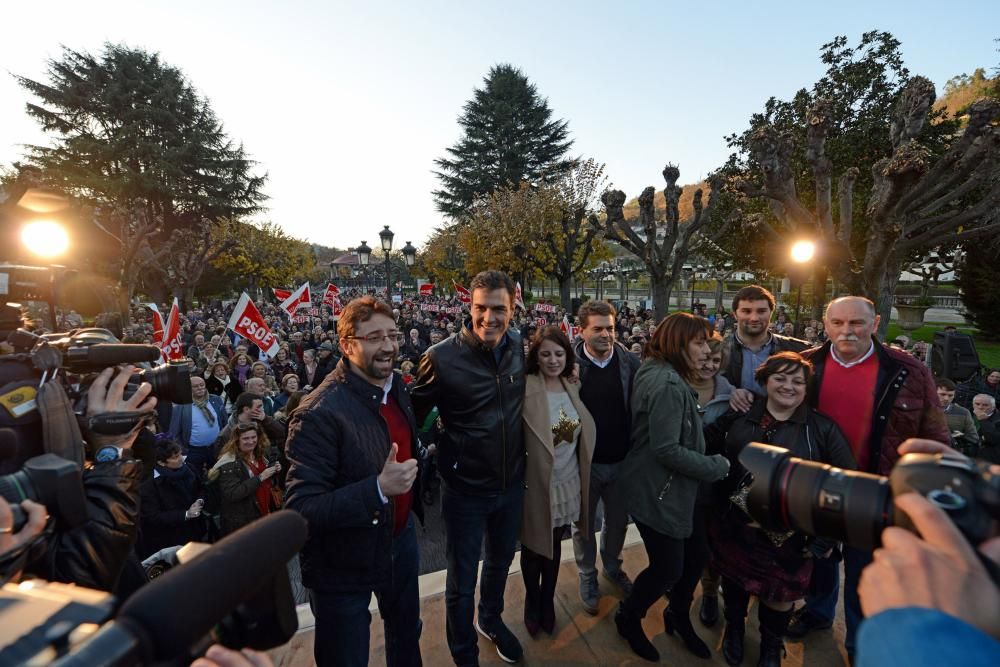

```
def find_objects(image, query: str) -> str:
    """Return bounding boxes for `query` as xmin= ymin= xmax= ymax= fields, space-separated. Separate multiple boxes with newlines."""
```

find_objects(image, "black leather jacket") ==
xmin=411 ymin=325 xmax=526 ymax=496
xmin=721 ymin=332 xmax=810 ymax=390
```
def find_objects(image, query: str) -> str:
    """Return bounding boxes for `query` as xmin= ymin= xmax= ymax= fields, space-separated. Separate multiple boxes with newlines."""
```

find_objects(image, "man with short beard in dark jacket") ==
xmin=411 ymin=270 xmax=526 ymax=666
xmin=285 ymin=296 xmax=424 ymax=667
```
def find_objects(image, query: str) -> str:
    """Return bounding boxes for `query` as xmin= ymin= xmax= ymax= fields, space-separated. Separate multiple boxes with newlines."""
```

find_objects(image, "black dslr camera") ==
xmin=738 ymin=443 xmax=1000 ymax=553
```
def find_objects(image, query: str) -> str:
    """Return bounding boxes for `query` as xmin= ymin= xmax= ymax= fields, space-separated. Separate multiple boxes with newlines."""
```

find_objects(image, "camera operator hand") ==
xmin=86 ymin=365 xmax=157 ymax=450
xmin=0 ymin=497 xmax=47 ymax=557
xmin=191 ymin=644 xmax=273 ymax=667
xmin=859 ymin=492 xmax=1000 ymax=640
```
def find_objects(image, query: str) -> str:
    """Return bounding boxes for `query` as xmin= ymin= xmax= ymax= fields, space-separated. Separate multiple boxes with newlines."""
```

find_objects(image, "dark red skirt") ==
xmin=708 ymin=509 xmax=813 ymax=603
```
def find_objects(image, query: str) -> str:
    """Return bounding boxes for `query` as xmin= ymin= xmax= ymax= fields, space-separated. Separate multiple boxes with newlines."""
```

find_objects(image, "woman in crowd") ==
xmin=298 ymin=348 xmax=322 ymax=392
xmin=273 ymin=374 xmax=300 ymax=412
xmin=250 ymin=361 xmax=279 ymax=396
xmin=660 ymin=333 xmax=734 ymax=657
xmin=205 ymin=360 xmax=240 ymax=412
xmin=706 ymin=351 xmax=855 ymax=667
xmin=271 ymin=347 xmax=298 ymax=380
xmin=615 ymin=313 xmax=731 ymax=662
xmin=139 ymin=437 xmax=206 ymax=558
xmin=520 ymin=326 xmax=595 ymax=637
xmin=208 ymin=422 xmax=282 ymax=536
xmin=229 ymin=350 xmax=254 ymax=390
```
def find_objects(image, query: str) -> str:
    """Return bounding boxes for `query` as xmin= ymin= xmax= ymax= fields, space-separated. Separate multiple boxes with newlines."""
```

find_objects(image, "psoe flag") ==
xmin=227 ymin=293 xmax=280 ymax=357
xmin=279 ymin=281 xmax=312 ymax=316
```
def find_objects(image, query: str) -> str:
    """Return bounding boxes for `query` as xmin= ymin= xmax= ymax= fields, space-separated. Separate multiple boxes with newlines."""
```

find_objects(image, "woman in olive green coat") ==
xmin=614 ymin=313 xmax=731 ymax=662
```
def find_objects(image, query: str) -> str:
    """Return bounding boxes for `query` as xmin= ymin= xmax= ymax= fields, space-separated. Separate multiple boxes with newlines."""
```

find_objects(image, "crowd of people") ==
xmin=12 ymin=276 xmax=997 ymax=667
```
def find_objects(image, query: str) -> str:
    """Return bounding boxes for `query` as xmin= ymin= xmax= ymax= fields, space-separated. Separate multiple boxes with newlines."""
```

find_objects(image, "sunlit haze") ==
xmin=1 ymin=1 xmax=997 ymax=250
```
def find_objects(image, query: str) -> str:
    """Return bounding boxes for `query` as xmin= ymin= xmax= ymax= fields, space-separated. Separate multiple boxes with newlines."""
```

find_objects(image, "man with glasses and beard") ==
xmin=285 ymin=296 xmax=424 ymax=667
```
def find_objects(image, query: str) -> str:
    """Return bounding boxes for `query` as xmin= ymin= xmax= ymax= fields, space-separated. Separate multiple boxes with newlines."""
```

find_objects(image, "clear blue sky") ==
xmin=1 ymin=1 xmax=997 ymax=251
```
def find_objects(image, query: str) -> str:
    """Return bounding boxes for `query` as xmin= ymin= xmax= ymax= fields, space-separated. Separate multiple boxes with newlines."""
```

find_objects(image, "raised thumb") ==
xmin=386 ymin=442 xmax=399 ymax=464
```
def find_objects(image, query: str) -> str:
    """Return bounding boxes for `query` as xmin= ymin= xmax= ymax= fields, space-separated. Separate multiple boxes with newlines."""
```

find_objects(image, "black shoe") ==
xmin=664 ymin=606 xmax=711 ymax=659
xmin=475 ymin=619 xmax=523 ymax=663
xmin=699 ymin=595 xmax=720 ymax=628
xmin=722 ymin=620 xmax=745 ymax=666
xmin=540 ymin=597 xmax=556 ymax=635
xmin=785 ymin=608 xmax=833 ymax=639
xmin=757 ymin=605 xmax=791 ymax=667
xmin=614 ymin=602 xmax=660 ymax=662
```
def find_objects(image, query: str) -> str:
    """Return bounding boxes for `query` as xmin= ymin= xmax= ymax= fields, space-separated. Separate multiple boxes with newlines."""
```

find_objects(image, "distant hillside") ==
xmin=935 ymin=67 xmax=997 ymax=118
xmin=622 ymin=180 xmax=711 ymax=222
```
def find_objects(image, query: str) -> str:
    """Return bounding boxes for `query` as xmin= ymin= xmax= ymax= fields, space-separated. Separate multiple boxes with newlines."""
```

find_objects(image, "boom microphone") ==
xmin=53 ymin=510 xmax=308 ymax=666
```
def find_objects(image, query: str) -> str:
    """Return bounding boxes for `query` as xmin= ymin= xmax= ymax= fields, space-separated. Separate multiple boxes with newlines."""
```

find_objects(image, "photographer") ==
xmin=856 ymin=440 xmax=1000 ymax=666
xmin=15 ymin=366 xmax=156 ymax=591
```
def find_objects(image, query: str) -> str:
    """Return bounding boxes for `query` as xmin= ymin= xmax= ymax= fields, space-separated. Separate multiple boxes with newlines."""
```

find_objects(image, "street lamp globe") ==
xmin=791 ymin=240 xmax=816 ymax=264
xmin=379 ymin=225 xmax=394 ymax=253
xmin=402 ymin=241 xmax=416 ymax=267
xmin=356 ymin=240 xmax=372 ymax=266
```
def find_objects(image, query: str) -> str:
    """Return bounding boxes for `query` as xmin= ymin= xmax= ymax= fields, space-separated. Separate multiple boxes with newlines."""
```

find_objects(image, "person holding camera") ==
xmin=783 ymin=297 xmax=950 ymax=661
xmin=706 ymin=351 xmax=856 ymax=666
xmin=855 ymin=439 xmax=1000 ymax=666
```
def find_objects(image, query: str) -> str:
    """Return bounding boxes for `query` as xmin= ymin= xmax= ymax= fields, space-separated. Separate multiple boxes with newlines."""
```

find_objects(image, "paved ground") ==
xmin=273 ymin=539 xmax=849 ymax=667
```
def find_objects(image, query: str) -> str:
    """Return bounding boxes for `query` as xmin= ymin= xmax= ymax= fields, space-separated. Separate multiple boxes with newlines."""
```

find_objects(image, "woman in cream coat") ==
xmin=520 ymin=326 xmax=596 ymax=637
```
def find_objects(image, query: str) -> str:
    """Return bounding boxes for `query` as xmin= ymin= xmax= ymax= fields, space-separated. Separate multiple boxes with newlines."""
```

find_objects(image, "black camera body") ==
xmin=0 ymin=453 xmax=87 ymax=533
xmin=739 ymin=443 xmax=1000 ymax=552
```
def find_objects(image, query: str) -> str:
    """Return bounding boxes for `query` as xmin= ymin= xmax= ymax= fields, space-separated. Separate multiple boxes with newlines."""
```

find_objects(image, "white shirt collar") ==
xmin=829 ymin=340 xmax=876 ymax=369
xmin=583 ymin=343 xmax=614 ymax=368
xmin=380 ymin=373 xmax=394 ymax=405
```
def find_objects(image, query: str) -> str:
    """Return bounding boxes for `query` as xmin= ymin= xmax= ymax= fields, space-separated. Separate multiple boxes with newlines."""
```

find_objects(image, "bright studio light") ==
xmin=790 ymin=240 xmax=816 ymax=264
xmin=21 ymin=220 xmax=69 ymax=258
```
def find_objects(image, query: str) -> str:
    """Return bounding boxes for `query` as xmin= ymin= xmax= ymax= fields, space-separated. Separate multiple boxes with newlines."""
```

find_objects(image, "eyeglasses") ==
xmin=345 ymin=332 xmax=404 ymax=344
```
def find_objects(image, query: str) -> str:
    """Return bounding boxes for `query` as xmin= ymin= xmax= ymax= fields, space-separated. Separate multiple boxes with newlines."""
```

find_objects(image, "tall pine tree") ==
xmin=433 ymin=64 xmax=574 ymax=219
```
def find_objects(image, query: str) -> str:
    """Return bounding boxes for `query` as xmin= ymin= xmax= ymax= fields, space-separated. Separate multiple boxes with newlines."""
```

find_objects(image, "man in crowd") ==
xmin=316 ymin=340 xmax=340 ymax=375
xmin=936 ymin=377 xmax=979 ymax=456
xmin=972 ymin=393 xmax=1000 ymax=463
xmin=167 ymin=375 xmax=226 ymax=473
xmin=285 ymin=296 xmax=423 ymax=666
xmin=402 ymin=328 xmax=427 ymax=363
xmin=572 ymin=300 xmax=640 ymax=614
xmin=957 ymin=367 xmax=1000 ymax=409
xmin=220 ymin=392 xmax=285 ymax=445
xmin=246 ymin=376 xmax=276 ymax=417
xmin=786 ymin=296 xmax=950 ymax=661
xmin=411 ymin=270 xmax=526 ymax=666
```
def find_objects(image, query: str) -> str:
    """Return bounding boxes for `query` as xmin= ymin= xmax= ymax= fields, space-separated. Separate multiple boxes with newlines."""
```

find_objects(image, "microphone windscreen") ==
xmin=117 ymin=510 xmax=308 ymax=661
xmin=85 ymin=344 xmax=161 ymax=366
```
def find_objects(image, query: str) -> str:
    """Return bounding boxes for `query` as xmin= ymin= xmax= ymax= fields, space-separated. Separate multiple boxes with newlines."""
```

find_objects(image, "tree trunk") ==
xmin=558 ymin=276 xmax=572 ymax=309
xmin=811 ymin=264 xmax=828 ymax=323
xmin=651 ymin=274 xmax=672 ymax=322
xmin=714 ymin=279 xmax=724 ymax=312
xmin=175 ymin=286 xmax=195 ymax=312
xmin=873 ymin=257 xmax=903 ymax=340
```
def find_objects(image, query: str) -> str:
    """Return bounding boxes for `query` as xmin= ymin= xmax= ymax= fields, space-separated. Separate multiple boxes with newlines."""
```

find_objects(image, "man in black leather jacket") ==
xmin=412 ymin=270 xmax=526 ymax=666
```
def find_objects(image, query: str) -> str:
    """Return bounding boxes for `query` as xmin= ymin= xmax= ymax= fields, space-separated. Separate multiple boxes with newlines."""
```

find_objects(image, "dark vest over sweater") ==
xmin=579 ymin=355 xmax=629 ymax=464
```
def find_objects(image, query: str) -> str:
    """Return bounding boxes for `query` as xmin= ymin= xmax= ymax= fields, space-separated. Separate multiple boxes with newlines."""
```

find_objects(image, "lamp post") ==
xmin=378 ymin=225 xmax=394 ymax=297
xmin=356 ymin=240 xmax=372 ymax=292
xmin=401 ymin=241 xmax=416 ymax=294
xmin=790 ymin=240 xmax=816 ymax=336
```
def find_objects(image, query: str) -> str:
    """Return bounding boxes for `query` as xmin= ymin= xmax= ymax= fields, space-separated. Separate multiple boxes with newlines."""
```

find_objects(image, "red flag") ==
xmin=419 ymin=283 xmax=434 ymax=296
xmin=331 ymin=297 xmax=343 ymax=319
xmin=322 ymin=283 xmax=340 ymax=306
xmin=145 ymin=303 xmax=165 ymax=349
xmin=279 ymin=281 xmax=312 ymax=316
xmin=157 ymin=298 xmax=184 ymax=362
xmin=453 ymin=280 xmax=471 ymax=304
xmin=559 ymin=314 xmax=570 ymax=336
xmin=514 ymin=282 xmax=525 ymax=311
xmin=227 ymin=293 xmax=280 ymax=357
xmin=272 ymin=287 xmax=292 ymax=301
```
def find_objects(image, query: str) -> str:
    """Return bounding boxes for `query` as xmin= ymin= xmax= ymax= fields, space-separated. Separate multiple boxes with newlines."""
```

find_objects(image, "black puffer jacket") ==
xmin=29 ymin=457 xmax=144 ymax=592
xmin=285 ymin=360 xmax=424 ymax=594
xmin=411 ymin=324 xmax=525 ymax=496
xmin=707 ymin=397 xmax=857 ymax=502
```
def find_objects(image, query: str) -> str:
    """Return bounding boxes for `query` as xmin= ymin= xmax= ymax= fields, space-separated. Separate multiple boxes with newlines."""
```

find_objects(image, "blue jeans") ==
xmin=803 ymin=546 xmax=872 ymax=655
xmin=441 ymin=480 xmax=525 ymax=666
xmin=309 ymin=515 xmax=422 ymax=667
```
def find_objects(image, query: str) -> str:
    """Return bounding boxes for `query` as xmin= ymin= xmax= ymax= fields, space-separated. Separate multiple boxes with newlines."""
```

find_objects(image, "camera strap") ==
xmin=37 ymin=380 xmax=85 ymax=469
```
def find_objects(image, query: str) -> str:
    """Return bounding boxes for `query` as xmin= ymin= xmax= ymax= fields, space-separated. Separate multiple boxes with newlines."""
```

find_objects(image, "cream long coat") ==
xmin=520 ymin=373 xmax=596 ymax=559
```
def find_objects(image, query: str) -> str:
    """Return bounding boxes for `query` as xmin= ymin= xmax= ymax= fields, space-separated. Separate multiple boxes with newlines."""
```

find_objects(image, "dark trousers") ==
xmin=520 ymin=526 xmax=564 ymax=619
xmin=668 ymin=505 xmax=711 ymax=611
xmin=441 ymin=480 xmax=524 ymax=666
xmin=625 ymin=519 xmax=685 ymax=618
xmin=309 ymin=516 xmax=422 ymax=667
xmin=803 ymin=545 xmax=871 ymax=655
xmin=184 ymin=443 xmax=215 ymax=475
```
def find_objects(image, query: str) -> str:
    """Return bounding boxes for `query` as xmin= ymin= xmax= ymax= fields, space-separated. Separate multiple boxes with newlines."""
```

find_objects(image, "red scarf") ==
xmin=245 ymin=457 xmax=273 ymax=518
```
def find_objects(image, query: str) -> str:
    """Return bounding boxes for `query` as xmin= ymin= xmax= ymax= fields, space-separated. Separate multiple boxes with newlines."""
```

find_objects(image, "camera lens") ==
xmin=739 ymin=443 xmax=894 ymax=552
xmin=133 ymin=361 xmax=193 ymax=404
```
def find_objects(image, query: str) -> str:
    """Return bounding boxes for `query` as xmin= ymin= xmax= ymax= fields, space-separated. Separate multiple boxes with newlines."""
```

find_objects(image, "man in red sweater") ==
xmin=787 ymin=296 xmax=950 ymax=660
